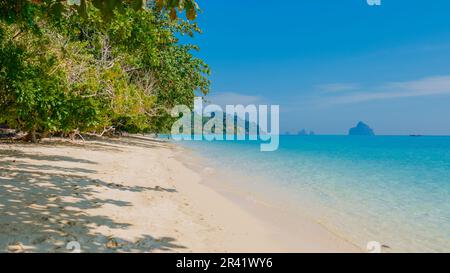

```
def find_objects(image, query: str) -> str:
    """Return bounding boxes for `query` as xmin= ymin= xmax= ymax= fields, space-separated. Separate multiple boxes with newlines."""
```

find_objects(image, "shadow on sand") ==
xmin=0 ymin=137 xmax=184 ymax=253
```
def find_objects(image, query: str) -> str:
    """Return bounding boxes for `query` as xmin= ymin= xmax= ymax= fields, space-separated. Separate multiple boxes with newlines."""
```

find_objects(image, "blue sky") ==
xmin=189 ymin=0 xmax=450 ymax=135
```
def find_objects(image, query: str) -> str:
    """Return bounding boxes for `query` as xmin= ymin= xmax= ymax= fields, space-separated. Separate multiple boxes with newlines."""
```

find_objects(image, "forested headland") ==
xmin=0 ymin=0 xmax=209 ymax=142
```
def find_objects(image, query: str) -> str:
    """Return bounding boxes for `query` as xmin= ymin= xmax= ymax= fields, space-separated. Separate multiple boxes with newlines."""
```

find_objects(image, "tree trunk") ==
xmin=30 ymin=128 xmax=37 ymax=143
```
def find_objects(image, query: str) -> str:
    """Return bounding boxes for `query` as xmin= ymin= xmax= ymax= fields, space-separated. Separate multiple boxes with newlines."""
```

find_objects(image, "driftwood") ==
xmin=0 ymin=126 xmax=120 ymax=143
xmin=84 ymin=126 xmax=116 ymax=138
xmin=68 ymin=129 xmax=85 ymax=142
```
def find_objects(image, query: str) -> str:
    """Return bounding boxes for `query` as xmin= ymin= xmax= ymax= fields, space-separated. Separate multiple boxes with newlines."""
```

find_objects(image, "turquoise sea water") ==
xmin=179 ymin=136 xmax=450 ymax=252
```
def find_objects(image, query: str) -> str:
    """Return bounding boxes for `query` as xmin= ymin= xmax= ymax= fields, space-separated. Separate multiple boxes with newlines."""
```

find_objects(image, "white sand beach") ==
xmin=0 ymin=136 xmax=360 ymax=253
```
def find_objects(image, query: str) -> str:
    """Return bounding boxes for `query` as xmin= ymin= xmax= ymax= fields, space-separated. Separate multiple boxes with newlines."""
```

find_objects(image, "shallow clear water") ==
xmin=177 ymin=135 xmax=450 ymax=252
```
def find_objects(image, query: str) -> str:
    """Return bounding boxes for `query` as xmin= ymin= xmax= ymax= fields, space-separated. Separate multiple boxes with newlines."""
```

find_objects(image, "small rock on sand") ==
xmin=106 ymin=238 xmax=119 ymax=249
xmin=7 ymin=242 xmax=24 ymax=253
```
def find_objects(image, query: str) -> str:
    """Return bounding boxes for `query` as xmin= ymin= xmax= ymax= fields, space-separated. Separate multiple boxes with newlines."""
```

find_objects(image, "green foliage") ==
xmin=0 ymin=24 xmax=101 ymax=137
xmin=0 ymin=0 xmax=200 ymax=26
xmin=0 ymin=1 xmax=209 ymax=141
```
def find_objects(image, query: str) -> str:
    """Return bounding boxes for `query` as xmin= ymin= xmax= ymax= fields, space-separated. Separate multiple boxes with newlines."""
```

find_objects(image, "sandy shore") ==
xmin=0 ymin=136 xmax=360 ymax=253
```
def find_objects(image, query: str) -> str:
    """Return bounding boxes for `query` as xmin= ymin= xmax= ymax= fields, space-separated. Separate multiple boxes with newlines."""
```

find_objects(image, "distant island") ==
xmin=298 ymin=129 xmax=315 ymax=136
xmin=349 ymin=122 xmax=375 ymax=136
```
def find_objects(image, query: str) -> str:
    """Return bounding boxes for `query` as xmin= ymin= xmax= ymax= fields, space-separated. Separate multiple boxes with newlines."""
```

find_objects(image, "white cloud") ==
xmin=206 ymin=92 xmax=265 ymax=106
xmin=325 ymin=75 xmax=450 ymax=105
xmin=386 ymin=75 xmax=450 ymax=93
xmin=316 ymin=83 xmax=361 ymax=93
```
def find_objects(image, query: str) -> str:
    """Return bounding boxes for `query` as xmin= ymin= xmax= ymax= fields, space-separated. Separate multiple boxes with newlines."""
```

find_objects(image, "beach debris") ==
xmin=106 ymin=238 xmax=119 ymax=249
xmin=107 ymin=183 xmax=124 ymax=189
xmin=7 ymin=242 xmax=24 ymax=253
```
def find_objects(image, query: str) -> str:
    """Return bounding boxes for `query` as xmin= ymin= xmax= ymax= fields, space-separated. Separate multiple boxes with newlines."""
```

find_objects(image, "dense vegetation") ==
xmin=0 ymin=0 xmax=209 ymax=142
